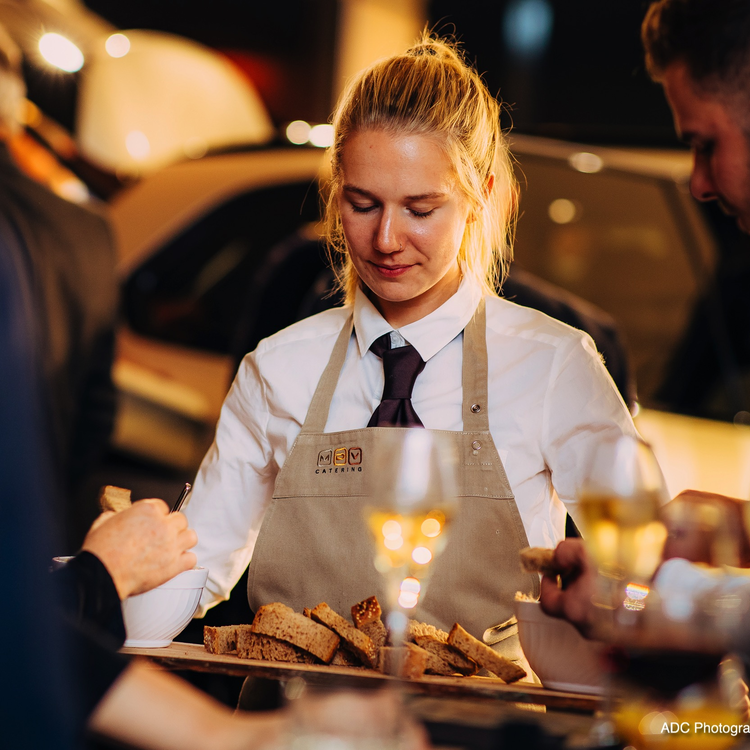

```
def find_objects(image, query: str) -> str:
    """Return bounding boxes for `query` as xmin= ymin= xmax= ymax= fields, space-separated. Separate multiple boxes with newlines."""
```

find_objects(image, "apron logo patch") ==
xmin=315 ymin=446 xmax=363 ymax=474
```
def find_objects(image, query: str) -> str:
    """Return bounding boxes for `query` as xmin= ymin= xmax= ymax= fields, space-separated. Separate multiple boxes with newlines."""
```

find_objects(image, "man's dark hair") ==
xmin=642 ymin=0 xmax=750 ymax=92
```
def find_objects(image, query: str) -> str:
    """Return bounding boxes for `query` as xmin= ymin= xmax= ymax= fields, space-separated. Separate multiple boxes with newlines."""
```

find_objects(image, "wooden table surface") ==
xmin=122 ymin=641 xmax=602 ymax=714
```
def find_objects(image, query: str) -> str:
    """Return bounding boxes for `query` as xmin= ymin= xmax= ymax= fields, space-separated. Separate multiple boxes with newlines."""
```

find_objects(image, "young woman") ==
xmin=184 ymin=36 xmax=636 ymax=646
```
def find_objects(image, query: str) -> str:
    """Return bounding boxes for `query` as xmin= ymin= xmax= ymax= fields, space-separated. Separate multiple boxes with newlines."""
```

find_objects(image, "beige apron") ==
xmin=247 ymin=298 xmax=539 ymax=644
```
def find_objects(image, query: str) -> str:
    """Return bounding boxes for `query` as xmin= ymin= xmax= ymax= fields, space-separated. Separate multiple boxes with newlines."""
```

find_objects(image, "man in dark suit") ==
xmin=542 ymin=0 xmax=750 ymax=632
xmin=0 ymin=25 xmax=118 ymax=547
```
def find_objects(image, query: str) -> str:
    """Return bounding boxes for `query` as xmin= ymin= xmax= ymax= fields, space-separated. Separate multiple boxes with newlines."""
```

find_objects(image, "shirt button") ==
xmin=471 ymin=403 xmax=481 ymax=413
xmin=471 ymin=440 xmax=482 ymax=451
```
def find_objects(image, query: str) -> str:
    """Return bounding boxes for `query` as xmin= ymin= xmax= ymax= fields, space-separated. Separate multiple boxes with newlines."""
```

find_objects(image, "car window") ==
xmin=512 ymin=154 xmax=717 ymax=408
xmin=123 ymin=180 xmax=320 ymax=355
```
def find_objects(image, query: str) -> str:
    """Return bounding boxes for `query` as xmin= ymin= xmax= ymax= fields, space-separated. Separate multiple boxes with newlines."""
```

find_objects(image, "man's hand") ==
xmin=81 ymin=499 xmax=198 ymax=599
xmin=539 ymin=538 xmax=598 ymax=638
xmin=661 ymin=490 xmax=750 ymax=567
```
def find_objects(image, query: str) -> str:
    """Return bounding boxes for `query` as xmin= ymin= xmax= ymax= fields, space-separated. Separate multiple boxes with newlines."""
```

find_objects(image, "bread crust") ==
xmin=311 ymin=602 xmax=378 ymax=668
xmin=251 ymin=602 xmax=340 ymax=663
xmin=98 ymin=485 xmax=132 ymax=513
xmin=203 ymin=625 xmax=239 ymax=654
xmin=351 ymin=596 xmax=388 ymax=648
xmin=379 ymin=644 xmax=428 ymax=679
xmin=237 ymin=627 xmax=317 ymax=663
xmin=447 ymin=623 xmax=526 ymax=683
xmin=519 ymin=546 xmax=560 ymax=577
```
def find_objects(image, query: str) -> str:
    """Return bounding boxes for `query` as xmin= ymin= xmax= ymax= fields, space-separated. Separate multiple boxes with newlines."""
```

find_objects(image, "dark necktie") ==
xmin=367 ymin=333 xmax=426 ymax=427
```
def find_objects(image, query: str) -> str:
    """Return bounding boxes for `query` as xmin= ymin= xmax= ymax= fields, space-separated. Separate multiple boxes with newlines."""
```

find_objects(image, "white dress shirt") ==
xmin=185 ymin=277 xmax=637 ymax=614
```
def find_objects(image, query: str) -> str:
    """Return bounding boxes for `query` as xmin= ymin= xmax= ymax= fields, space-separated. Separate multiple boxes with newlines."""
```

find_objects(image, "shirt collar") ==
xmin=353 ymin=276 xmax=483 ymax=361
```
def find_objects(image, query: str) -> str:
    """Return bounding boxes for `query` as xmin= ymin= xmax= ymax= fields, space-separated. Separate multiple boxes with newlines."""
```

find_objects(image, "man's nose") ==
xmin=690 ymin=155 xmax=717 ymax=203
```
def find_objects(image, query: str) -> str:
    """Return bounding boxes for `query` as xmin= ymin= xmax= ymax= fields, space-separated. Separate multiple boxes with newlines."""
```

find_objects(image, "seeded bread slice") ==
xmin=251 ymin=602 xmax=340 ymax=663
xmin=203 ymin=625 xmax=239 ymax=654
xmin=237 ymin=627 xmax=316 ymax=663
xmin=351 ymin=596 xmax=388 ymax=648
xmin=98 ymin=485 xmax=132 ymax=513
xmin=311 ymin=602 xmax=378 ymax=668
xmin=379 ymin=643 xmax=429 ymax=679
xmin=447 ymin=623 xmax=526 ymax=683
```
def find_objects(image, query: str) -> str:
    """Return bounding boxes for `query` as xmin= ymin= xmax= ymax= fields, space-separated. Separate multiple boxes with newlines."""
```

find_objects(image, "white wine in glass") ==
xmin=364 ymin=430 xmax=458 ymax=644
xmin=577 ymin=434 xmax=669 ymax=608
xmin=577 ymin=435 xmax=670 ymax=747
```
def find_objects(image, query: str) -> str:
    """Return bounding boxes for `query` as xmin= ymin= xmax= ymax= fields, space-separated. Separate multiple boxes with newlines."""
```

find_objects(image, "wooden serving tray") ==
xmin=121 ymin=641 xmax=601 ymax=712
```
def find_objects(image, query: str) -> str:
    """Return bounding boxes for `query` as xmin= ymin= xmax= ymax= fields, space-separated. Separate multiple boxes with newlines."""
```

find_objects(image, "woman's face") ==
xmin=338 ymin=129 xmax=471 ymax=327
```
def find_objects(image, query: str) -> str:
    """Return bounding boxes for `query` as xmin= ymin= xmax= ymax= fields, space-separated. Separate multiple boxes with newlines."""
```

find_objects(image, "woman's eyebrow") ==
xmin=342 ymin=184 xmax=374 ymax=198
xmin=342 ymin=184 xmax=447 ymax=201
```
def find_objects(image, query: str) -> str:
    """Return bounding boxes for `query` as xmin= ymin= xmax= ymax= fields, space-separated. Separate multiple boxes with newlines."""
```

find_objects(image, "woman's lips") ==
xmin=372 ymin=263 xmax=413 ymax=278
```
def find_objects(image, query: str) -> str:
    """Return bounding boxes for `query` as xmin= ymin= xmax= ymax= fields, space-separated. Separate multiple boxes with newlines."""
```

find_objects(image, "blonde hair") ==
xmin=323 ymin=33 xmax=517 ymax=305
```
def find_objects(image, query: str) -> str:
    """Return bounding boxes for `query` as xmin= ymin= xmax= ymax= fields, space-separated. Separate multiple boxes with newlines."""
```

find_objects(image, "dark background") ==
xmin=82 ymin=0 xmax=680 ymax=146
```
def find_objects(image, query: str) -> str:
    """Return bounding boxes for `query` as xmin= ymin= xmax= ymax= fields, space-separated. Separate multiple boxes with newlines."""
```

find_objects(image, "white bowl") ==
xmin=514 ymin=598 xmax=605 ymax=694
xmin=122 ymin=567 xmax=208 ymax=648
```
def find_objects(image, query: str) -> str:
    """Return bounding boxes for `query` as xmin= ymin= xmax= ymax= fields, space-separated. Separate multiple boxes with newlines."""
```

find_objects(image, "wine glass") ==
xmin=364 ymin=430 xmax=459 ymax=650
xmin=577 ymin=433 xmax=669 ymax=628
xmin=576 ymin=434 xmax=669 ymax=745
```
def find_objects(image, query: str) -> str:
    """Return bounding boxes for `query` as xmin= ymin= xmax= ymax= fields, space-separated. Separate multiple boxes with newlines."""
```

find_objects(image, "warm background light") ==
xmin=105 ymin=33 xmax=131 ymax=58
xmin=38 ymin=33 xmax=84 ymax=73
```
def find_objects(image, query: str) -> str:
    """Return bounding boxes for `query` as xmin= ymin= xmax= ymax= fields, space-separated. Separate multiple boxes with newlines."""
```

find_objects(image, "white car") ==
xmin=109 ymin=144 xmax=327 ymax=470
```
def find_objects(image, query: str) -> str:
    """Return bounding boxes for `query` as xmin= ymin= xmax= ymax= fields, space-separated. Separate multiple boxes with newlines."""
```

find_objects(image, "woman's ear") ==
xmin=467 ymin=173 xmax=495 ymax=223
xmin=485 ymin=172 xmax=495 ymax=197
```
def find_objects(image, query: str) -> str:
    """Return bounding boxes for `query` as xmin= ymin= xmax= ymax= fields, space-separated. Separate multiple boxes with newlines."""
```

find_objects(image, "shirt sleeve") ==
xmin=541 ymin=330 xmax=638 ymax=528
xmin=184 ymin=349 xmax=278 ymax=615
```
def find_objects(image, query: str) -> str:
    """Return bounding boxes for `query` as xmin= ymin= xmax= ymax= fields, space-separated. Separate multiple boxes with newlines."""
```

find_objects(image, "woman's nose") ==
xmin=373 ymin=210 xmax=401 ymax=254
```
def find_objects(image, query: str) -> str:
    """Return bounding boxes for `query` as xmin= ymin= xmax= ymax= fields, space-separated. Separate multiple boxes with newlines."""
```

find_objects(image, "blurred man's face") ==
xmin=662 ymin=61 xmax=750 ymax=234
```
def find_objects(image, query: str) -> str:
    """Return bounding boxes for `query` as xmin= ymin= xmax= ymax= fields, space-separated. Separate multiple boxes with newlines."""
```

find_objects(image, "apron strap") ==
xmin=462 ymin=297 xmax=490 ymax=432
xmin=300 ymin=298 xmax=490 ymax=435
xmin=299 ymin=314 xmax=355 ymax=434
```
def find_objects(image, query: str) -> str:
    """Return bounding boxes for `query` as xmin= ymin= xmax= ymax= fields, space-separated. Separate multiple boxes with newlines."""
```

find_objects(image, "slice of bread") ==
xmin=519 ymin=547 xmax=559 ymax=577
xmin=98 ymin=485 xmax=132 ymax=513
xmin=379 ymin=643 xmax=429 ymax=679
xmin=237 ymin=627 xmax=316 ymax=663
xmin=414 ymin=637 xmax=479 ymax=676
xmin=251 ymin=602 xmax=340 ymax=663
xmin=203 ymin=625 xmax=239 ymax=654
xmin=405 ymin=619 xmax=478 ymax=676
xmin=406 ymin=619 xmax=449 ymax=642
xmin=331 ymin=647 xmax=364 ymax=667
xmin=447 ymin=623 xmax=526 ymax=683
xmin=311 ymin=602 xmax=378 ymax=668
xmin=351 ymin=596 xmax=388 ymax=648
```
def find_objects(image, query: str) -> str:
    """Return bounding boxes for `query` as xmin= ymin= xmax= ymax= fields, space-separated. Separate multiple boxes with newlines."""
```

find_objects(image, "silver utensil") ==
xmin=171 ymin=482 xmax=192 ymax=513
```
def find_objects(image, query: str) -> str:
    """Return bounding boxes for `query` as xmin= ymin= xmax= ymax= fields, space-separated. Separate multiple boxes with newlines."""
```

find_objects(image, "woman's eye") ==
xmin=410 ymin=208 xmax=435 ymax=218
xmin=350 ymin=203 xmax=376 ymax=214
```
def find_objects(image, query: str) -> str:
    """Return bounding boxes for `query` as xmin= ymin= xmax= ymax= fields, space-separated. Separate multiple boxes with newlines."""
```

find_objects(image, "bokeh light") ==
xmin=309 ymin=123 xmax=334 ymax=148
xmin=548 ymin=198 xmax=579 ymax=224
xmin=286 ymin=120 xmax=311 ymax=145
xmin=105 ymin=33 xmax=131 ymax=58
xmin=39 ymin=33 xmax=84 ymax=73
xmin=125 ymin=131 xmax=151 ymax=160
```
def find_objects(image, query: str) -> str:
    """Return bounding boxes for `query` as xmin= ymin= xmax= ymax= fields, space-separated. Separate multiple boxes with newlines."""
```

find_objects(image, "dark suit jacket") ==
xmin=0 ymin=143 xmax=118 ymax=545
